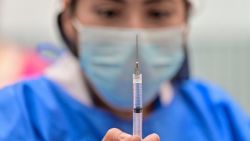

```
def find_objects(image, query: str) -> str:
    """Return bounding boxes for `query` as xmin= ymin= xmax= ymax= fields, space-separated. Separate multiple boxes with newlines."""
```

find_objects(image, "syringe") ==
xmin=133 ymin=34 xmax=142 ymax=139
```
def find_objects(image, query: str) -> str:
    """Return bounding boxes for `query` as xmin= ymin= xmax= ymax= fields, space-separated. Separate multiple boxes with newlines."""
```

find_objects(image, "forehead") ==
xmin=90 ymin=0 xmax=178 ymax=4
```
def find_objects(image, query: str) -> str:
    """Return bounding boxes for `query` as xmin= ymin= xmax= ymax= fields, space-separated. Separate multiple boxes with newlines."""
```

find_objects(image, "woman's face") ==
xmin=70 ymin=0 xmax=188 ymax=28
xmin=62 ymin=0 xmax=189 ymax=114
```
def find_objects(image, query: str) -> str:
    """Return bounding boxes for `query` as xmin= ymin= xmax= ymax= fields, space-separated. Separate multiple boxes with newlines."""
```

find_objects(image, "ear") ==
xmin=61 ymin=0 xmax=74 ymax=19
xmin=62 ymin=0 xmax=71 ymax=11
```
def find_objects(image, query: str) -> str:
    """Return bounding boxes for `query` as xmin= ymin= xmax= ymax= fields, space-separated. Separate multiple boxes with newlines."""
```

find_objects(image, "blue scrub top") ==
xmin=0 ymin=76 xmax=249 ymax=141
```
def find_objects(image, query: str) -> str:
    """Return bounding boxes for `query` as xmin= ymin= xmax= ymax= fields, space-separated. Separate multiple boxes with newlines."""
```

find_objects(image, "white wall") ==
xmin=189 ymin=0 xmax=250 ymax=113
xmin=0 ymin=0 xmax=60 ymax=44
xmin=0 ymin=0 xmax=250 ymax=113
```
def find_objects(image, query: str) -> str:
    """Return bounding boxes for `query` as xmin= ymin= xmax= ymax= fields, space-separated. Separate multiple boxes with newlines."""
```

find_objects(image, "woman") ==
xmin=0 ymin=0 xmax=249 ymax=140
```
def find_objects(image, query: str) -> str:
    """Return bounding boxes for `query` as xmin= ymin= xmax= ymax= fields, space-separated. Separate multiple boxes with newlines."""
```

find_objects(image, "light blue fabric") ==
xmin=78 ymin=26 xmax=185 ymax=109
xmin=0 ymin=76 xmax=249 ymax=141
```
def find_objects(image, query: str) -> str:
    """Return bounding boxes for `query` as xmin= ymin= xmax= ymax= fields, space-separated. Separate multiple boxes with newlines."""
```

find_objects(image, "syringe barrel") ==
xmin=133 ymin=74 xmax=142 ymax=109
xmin=133 ymin=112 xmax=142 ymax=138
xmin=133 ymin=73 xmax=142 ymax=138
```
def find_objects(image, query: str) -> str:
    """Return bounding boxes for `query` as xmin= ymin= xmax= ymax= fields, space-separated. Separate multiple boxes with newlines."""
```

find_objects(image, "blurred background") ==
xmin=0 ymin=0 xmax=249 ymax=114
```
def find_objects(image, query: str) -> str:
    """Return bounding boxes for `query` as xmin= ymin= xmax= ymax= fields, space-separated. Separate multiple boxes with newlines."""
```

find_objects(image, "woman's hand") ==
xmin=102 ymin=128 xmax=160 ymax=141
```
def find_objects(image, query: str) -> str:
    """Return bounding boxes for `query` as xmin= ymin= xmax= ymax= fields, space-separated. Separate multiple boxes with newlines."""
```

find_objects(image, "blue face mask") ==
xmin=74 ymin=23 xmax=185 ymax=110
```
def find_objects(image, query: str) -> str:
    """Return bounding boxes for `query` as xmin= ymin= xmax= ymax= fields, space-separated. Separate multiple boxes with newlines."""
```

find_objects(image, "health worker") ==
xmin=0 ymin=0 xmax=249 ymax=141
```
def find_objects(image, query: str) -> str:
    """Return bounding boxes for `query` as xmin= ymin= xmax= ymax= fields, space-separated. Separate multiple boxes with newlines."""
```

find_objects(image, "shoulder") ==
xmin=180 ymin=79 xmax=232 ymax=106
xmin=179 ymin=79 xmax=247 ymax=115
xmin=179 ymin=79 xmax=250 ymax=139
xmin=0 ymin=76 xmax=69 ymax=139
xmin=0 ymin=76 xmax=58 ymax=115
xmin=0 ymin=76 xmax=64 ymax=111
xmin=0 ymin=77 xmax=50 ymax=139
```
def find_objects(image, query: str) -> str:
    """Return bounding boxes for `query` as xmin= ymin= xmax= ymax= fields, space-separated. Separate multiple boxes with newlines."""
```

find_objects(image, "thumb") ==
xmin=143 ymin=133 xmax=160 ymax=141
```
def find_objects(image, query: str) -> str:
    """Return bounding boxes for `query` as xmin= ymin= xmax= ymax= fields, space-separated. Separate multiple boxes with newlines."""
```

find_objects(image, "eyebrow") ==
xmin=144 ymin=0 xmax=172 ymax=4
xmin=104 ymin=0 xmax=126 ymax=4
xmin=102 ymin=0 xmax=172 ymax=4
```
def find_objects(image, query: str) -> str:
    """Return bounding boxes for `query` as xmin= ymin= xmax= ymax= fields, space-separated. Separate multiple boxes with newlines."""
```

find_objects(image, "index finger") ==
xmin=143 ymin=133 xmax=160 ymax=141
xmin=102 ymin=128 xmax=123 ymax=141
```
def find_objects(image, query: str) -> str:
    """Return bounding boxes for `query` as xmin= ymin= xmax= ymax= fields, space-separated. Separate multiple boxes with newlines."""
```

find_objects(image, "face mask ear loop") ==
xmin=183 ymin=25 xmax=191 ymax=80
xmin=72 ymin=18 xmax=82 ymax=33
xmin=181 ymin=25 xmax=189 ymax=48
xmin=71 ymin=18 xmax=84 ymax=54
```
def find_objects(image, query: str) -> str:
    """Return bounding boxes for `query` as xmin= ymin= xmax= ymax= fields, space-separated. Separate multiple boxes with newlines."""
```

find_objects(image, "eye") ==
xmin=148 ymin=10 xmax=172 ymax=19
xmin=96 ymin=8 xmax=121 ymax=19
